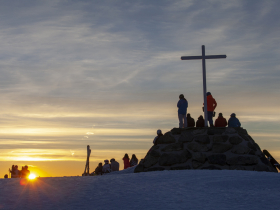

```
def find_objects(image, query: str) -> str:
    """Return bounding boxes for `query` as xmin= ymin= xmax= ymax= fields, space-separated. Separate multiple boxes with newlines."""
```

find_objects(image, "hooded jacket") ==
xmin=177 ymin=99 xmax=188 ymax=115
xmin=206 ymin=95 xmax=217 ymax=112
xmin=187 ymin=115 xmax=195 ymax=127
xmin=228 ymin=117 xmax=241 ymax=127
xmin=196 ymin=116 xmax=204 ymax=127
xmin=215 ymin=116 xmax=227 ymax=127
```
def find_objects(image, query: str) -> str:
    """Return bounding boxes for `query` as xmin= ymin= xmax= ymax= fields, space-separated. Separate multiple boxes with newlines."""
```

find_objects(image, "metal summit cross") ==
xmin=181 ymin=45 xmax=226 ymax=127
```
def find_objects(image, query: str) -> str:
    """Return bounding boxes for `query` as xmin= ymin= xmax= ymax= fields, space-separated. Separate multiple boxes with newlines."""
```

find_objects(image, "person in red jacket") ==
xmin=203 ymin=92 xmax=217 ymax=127
xmin=214 ymin=113 xmax=227 ymax=127
xmin=123 ymin=153 xmax=130 ymax=169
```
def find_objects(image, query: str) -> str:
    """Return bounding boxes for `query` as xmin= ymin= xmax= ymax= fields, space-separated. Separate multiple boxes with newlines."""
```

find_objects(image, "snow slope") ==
xmin=0 ymin=170 xmax=279 ymax=210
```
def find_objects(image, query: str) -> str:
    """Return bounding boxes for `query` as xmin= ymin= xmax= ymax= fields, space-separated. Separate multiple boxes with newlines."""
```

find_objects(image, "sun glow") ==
xmin=28 ymin=173 xmax=36 ymax=180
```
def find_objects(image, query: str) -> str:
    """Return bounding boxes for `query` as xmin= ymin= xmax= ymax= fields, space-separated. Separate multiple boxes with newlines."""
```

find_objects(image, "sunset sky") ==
xmin=1 ymin=0 xmax=280 ymax=177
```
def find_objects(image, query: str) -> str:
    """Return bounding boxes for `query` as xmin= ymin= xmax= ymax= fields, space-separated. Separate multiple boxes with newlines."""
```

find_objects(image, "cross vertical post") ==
xmin=202 ymin=45 xmax=208 ymax=127
xmin=181 ymin=45 xmax=226 ymax=127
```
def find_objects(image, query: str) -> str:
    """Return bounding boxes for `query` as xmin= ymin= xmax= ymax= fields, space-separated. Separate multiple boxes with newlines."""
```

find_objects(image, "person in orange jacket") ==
xmin=204 ymin=92 xmax=217 ymax=127
xmin=214 ymin=113 xmax=227 ymax=127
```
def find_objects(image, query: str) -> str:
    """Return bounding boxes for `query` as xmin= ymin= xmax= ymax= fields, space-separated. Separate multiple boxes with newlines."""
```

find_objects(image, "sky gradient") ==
xmin=1 ymin=0 xmax=280 ymax=177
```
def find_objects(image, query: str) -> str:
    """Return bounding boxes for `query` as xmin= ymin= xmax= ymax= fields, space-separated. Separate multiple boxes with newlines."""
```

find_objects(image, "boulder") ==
xmin=194 ymin=135 xmax=210 ymax=144
xmin=161 ymin=143 xmax=183 ymax=152
xmin=143 ymin=155 xmax=159 ymax=168
xmin=159 ymin=153 xmax=182 ymax=166
xmin=208 ymin=154 xmax=227 ymax=165
xmin=225 ymin=128 xmax=237 ymax=134
xmin=231 ymin=145 xmax=250 ymax=154
xmin=212 ymin=143 xmax=232 ymax=153
xmin=192 ymin=152 xmax=206 ymax=163
xmin=227 ymin=155 xmax=258 ymax=165
xmin=192 ymin=160 xmax=204 ymax=169
xmin=187 ymin=142 xmax=210 ymax=152
xmin=178 ymin=131 xmax=193 ymax=142
xmin=192 ymin=129 xmax=206 ymax=135
xmin=229 ymin=136 xmax=243 ymax=145
xmin=213 ymin=135 xmax=228 ymax=143
xmin=207 ymin=128 xmax=225 ymax=135
xmin=157 ymin=132 xmax=176 ymax=144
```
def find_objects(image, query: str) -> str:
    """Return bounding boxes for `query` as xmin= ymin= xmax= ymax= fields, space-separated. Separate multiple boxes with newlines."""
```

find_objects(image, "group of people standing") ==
xmin=93 ymin=154 xmax=139 ymax=175
xmin=177 ymin=92 xmax=241 ymax=128
xmin=8 ymin=165 xmax=30 ymax=178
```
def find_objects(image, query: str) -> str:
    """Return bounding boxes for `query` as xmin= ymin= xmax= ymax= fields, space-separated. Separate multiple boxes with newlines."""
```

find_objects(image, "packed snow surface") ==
xmin=1 ymin=170 xmax=279 ymax=210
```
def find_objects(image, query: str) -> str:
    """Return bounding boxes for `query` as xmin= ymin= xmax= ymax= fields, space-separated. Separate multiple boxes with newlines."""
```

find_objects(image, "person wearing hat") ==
xmin=102 ymin=159 xmax=111 ymax=173
xmin=110 ymin=158 xmax=119 ymax=172
xmin=228 ymin=113 xmax=241 ymax=127
xmin=214 ymin=113 xmax=227 ymax=127
xmin=196 ymin=115 xmax=205 ymax=127
xmin=203 ymin=92 xmax=217 ymax=127
xmin=153 ymin=129 xmax=163 ymax=145
xmin=177 ymin=94 xmax=188 ymax=128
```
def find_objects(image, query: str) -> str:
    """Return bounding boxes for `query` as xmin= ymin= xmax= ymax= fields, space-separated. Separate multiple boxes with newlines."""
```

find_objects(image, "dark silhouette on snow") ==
xmin=123 ymin=154 xmax=130 ymax=169
xmin=94 ymin=163 xmax=103 ymax=175
xmin=110 ymin=158 xmax=120 ymax=171
xmin=130 ymin=154 xmax=138 ymax=167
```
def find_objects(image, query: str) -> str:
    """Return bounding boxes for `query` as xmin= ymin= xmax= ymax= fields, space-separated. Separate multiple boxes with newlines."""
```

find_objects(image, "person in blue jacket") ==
xmin=228 ymin=113 xmax=241 ymax=127
xmin=177 ymin=94 xmax=188 ymax=128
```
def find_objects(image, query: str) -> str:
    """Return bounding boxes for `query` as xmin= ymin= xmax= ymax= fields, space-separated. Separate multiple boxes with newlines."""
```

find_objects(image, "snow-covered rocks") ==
xmin=135 ymin=127 xmax=277 ymax=173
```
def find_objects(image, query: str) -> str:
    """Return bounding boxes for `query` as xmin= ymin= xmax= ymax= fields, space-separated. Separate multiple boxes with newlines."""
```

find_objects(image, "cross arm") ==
xmin=205 ymin=55 xmax=227 ymax=59
xmin=181 ymin=56 xmax=202 ymax=60
xmin=181 ymin=55 xmax=226 ymax=60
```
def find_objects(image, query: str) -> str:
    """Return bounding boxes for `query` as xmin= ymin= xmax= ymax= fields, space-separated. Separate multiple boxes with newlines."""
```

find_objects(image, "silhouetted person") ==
xmin=11 ymin=165 xmax=20 ymax=178
xmin=215 ymin=113 xmax=227 ymax=127
xmin=21 ymin=165 xmax=30 ymax=178
xmin=102 ymin=160 xmax=111 ymax=173
xmin=123 ymin=154 xmax=130 ymax=169
xmin=187 ymin=113 xmax=195 ymax=127
xmin=130 ymin=154 xmax=138 ymax=167
xmin=153 ymin=129 xmax=163 ymax=145
xmin=177 ymin=94 xmax=188 ymax=128
xmin=4 ymin=174 xmax=8 ymax=178
xmin=203 ymin=92 xmax=217 ymax=127
xmin=196 ymin=115 xmax=205 ymax=127
xmin=94 ymin=163 xmax=103 ymax=175
xmin=110 ymin=158 xmax=120 ymax=171
xmin=228 ymin=113 xmax=241 ymax=127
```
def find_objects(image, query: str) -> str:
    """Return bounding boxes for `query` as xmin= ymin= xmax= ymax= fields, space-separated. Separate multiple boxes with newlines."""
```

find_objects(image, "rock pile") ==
xmin=135 ymin=127 xmax=277 ymax=173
